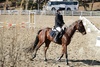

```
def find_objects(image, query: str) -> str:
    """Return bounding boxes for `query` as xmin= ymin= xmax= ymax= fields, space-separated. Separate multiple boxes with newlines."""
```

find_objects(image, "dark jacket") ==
xmin=55 ymin=12 xmax=65 ymax=28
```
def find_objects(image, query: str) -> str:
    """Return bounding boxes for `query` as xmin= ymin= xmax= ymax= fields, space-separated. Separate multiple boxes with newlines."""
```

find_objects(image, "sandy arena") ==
xmin=0 ymin=15 xmax=100 ymax=67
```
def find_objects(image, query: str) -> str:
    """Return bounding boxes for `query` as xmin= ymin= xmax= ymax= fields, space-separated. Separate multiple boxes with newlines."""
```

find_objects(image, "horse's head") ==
xmin=76 ymin=20 xmax=86 ymax=35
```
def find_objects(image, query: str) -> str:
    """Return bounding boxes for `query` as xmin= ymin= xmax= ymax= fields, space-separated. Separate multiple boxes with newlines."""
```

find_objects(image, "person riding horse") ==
xmin=54 ymin=8 xmax=65 ymax=42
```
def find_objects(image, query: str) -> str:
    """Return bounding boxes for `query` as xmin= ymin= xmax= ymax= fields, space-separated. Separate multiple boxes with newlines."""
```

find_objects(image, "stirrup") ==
xmin=54 ymin=37 xmax=58 ymax=42
xmin=54 ymin=39 xmax=57 ymax=42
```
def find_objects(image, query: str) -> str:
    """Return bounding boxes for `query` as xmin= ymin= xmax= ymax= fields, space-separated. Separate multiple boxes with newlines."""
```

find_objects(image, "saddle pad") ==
xmin=50 ymin=30 xmax=56 ymax=38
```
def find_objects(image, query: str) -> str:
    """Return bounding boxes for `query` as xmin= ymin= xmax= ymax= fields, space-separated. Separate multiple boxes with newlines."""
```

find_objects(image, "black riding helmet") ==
xmin=57 ymin=8 xmax=65 ymax=12
xmin=57 ymin=8 xmax=61 ymax=12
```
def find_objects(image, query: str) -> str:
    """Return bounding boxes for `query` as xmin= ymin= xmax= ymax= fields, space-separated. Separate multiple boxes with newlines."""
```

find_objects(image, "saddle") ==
xmin=50 ymin=28 xmax=65 ymax=39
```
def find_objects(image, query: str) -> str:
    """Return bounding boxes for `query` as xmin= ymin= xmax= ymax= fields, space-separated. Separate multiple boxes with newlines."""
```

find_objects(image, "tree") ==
xmin=4 ymin=0 xmax=9 ymax=10
xmin=0 ymin=0 xmax=6 ymax=2
xmin=78 ymin=0 xmax=89 ymax=11
xmin=91 ymin=0 xmax=94 ymax=11
xmin=20 ymin=0 xmax=24 ymax=10
xmin=25 ymin=0 xmax=29 ymax=10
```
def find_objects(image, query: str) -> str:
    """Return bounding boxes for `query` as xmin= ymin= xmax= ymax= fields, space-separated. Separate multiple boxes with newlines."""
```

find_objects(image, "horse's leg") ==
xmin=57 ymin=46 xmax=64 ymax=61
xmin=44 ymin=40 xmax=51 ymax=61
xmin=31 ymin=41 xmax=44 ymax=60
xmin=58 ymin=44 xmax=69 ymax=65
xmin=64 ymin=46 xmax=69 ymax=65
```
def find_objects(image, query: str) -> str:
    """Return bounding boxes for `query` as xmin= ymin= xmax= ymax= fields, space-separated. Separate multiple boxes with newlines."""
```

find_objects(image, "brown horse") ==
xmin=28 ymin=20 xmax=86 ymax=65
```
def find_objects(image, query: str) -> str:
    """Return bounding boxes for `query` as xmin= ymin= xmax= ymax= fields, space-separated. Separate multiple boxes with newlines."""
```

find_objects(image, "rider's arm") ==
xmin=56 ymin=13 xmax=62 ymax=25
xmin=56 ymin=14 xmax=65 ymax=26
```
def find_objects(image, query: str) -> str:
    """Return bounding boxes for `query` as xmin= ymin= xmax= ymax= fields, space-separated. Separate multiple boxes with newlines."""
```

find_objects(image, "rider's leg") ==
xmin=54 ymin=31 xmax=59 ymax=42
xmin=54 ymin=27 xmax=61 ymax=42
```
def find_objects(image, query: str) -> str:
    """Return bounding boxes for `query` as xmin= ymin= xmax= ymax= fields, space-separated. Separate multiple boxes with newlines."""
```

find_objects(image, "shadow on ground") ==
xmin=38 ymin=58 xmax=100 ymax=65
xmin=34 ymin=58 xmax=100 ymax=66
xmin=69 ymin=59 xmax=100 ymax=65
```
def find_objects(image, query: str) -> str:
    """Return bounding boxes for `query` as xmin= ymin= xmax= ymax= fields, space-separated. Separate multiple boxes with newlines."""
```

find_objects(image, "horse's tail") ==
xmin=25 ymin=29 xmax=42 ymax=53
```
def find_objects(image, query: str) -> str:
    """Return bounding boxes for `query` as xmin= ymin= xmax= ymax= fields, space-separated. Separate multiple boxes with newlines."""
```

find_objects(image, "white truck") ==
xmin=44 ymin=0 xmax=79 ymax=11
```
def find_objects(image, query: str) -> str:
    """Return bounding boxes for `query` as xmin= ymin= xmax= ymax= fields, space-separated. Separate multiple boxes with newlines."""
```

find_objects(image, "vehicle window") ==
xmin=51 ymin=2 xmax=58 ymax=5
xmin=73 ymin=2 xmax=78 ymax=5
xmin=47 ymin=1 xmax=78 ymax=6
xmin=58 ymin=2 xmax=64 ymax=4
xmin=65 ymin=2 xmax=78 ymax=5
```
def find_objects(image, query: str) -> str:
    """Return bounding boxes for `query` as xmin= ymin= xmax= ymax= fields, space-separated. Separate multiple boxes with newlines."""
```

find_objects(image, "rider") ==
xmin=54 ymin=8 xmax=65 ymax=42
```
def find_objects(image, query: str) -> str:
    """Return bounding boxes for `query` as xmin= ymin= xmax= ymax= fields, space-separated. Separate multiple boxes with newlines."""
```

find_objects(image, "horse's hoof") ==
xmin=66 ymin=62 xmax=69 ymax=65
xmin=44 ymin=59 xmax=47 ymax=62
xmin=56 ymin=58 xmax=61 ymax=62
xmin=30 ymin=58 xmax=34 ymax=61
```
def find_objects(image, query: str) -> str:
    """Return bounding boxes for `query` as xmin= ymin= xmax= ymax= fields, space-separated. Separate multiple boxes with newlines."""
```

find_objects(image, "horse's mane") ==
xmin=37 ymin=29 xmax=42 ymax=34
xmin=68 ymin=20 xmax=81 ymax=28
xmin=67 ymin=21 xmax=77 ymax=29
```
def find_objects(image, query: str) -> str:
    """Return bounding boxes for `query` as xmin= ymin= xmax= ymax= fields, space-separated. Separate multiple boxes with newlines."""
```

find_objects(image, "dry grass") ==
xmin=0 ymin=15 xmax=100 ymax=67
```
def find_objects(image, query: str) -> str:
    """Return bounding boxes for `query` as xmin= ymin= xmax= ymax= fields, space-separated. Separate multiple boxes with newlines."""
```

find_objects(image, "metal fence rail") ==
xmin=0 ymin=10 xmax=100 ymax=16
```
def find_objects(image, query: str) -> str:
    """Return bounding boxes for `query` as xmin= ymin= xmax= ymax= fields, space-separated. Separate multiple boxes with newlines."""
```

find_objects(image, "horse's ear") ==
xmin=79 ymin=20 xmax=82 ymax=24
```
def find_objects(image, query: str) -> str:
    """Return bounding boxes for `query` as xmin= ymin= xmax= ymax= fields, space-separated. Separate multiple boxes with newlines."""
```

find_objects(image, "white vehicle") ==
xmin=44 ymin=1 xmax=79 ymax=11
xmin=65 ymin=1 xmax=79 ymax=11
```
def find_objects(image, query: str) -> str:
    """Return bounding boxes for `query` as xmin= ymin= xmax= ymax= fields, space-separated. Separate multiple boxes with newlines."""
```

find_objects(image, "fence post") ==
xmin=81 ymin=11 xmax=82 ymax=16
xmin=29 ymin=11 xmax=34 ymax=23
xmin=29 ymin=11 xmax=35 ymax=28
xmin=72 ymin=11 xmax=73 ymax=16
xmin=0 ymin=10 xmax=1 ymax=15
xmin=90 ymin=11 xmax=92 ymax=16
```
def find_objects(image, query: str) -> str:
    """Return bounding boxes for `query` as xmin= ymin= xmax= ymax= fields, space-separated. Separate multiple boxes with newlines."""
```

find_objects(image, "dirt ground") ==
xmin=0 ymin=15 xmax=100 ymax=67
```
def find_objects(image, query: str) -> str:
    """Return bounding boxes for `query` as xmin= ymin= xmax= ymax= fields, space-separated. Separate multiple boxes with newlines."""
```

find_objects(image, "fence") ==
xmin=0 ymin=10 xmax=100 ymax=16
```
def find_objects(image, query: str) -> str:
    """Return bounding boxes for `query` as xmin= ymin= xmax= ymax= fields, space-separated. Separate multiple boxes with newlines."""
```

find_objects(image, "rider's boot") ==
xmin=54 ymin=31 xmax=59 ymax=42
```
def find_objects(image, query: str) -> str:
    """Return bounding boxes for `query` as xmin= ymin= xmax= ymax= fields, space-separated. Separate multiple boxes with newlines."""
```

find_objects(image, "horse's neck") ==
xmin=66 ymin=23 xmax=76 ymax=38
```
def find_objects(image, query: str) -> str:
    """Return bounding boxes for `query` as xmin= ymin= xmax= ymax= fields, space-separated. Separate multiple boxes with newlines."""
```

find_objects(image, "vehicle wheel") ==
xmin=51 ymin=7 xmax=56 ymax=11
xmin=67 ymin=8 xmax=71 ymax=11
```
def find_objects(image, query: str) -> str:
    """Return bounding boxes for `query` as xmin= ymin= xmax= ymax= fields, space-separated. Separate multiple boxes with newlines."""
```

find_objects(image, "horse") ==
xmin=27 ymin=20 xmax=86 ymax=65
